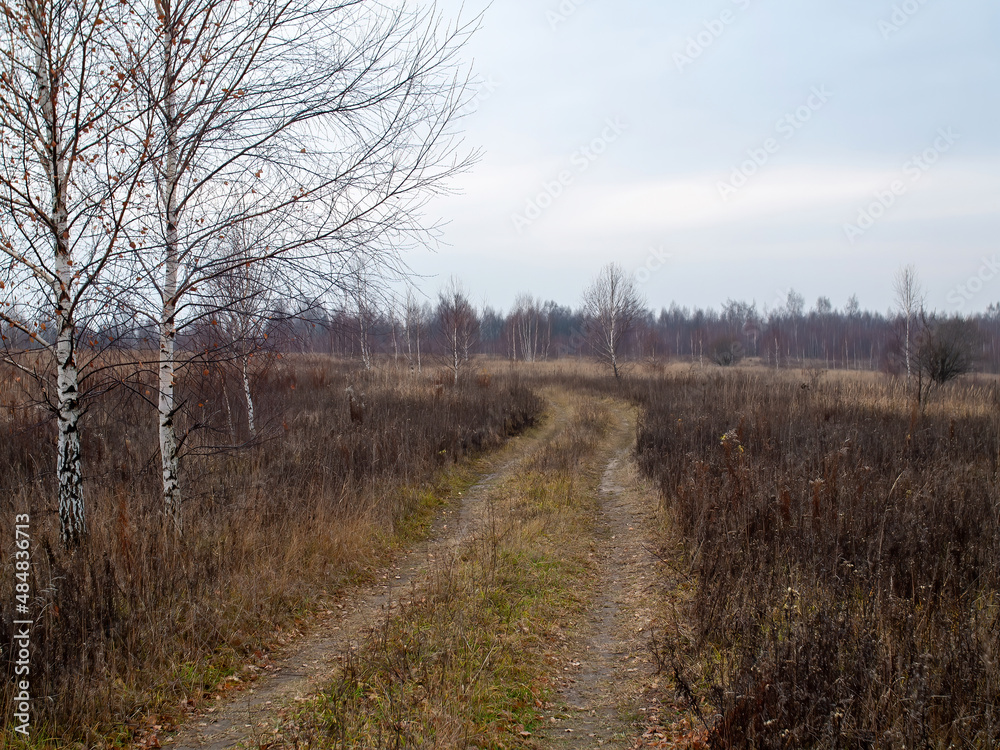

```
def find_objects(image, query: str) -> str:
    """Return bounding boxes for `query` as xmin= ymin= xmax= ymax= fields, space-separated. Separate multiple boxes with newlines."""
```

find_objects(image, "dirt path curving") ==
xmin=164 ymin=402 xmax=568 ymax=750
xmin=163 ymin=392 xmax=670 ymax=750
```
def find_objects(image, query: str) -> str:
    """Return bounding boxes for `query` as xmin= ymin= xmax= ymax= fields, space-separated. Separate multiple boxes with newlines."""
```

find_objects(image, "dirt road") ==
xmin=164 ymin=390 xmax=669 ymax=750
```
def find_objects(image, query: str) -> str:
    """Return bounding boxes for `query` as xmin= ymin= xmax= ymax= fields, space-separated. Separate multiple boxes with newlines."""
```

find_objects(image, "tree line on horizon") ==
xmin=272 ymin=267 xmax=999 ymax=379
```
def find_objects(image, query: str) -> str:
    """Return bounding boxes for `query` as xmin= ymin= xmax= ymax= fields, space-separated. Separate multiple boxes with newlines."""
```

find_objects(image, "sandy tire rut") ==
xmin=165 ymin=395 xmax=665 ymax=749
xmin=164 ymin=400 xmax=570 ymax=750
xmin=538 ymin=413 xmax=665 ymax=749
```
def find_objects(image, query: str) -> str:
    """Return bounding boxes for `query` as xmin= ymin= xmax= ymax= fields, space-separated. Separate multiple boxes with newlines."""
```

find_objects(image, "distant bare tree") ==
xmin=404 ymin=290 xmax=430 ymax=374
xmin=915 ymin=315 xmax=978 ymax=404
xmin=511 ymin=293 xmax=548 ymax=363
xmin=784 ymin=289 xmax=806 ymax=318
xmin=815 ymin=296 xmax=834 ymax=315
xmin=845 ymin=294 xmax=861 ymax=317
xmin=437 ymin=278 xmax=479 ymax=385
xmin=345 ymin=258 xmax=380 ymax=371
xmin=894 ymin=264 xmax=925 ymax=383
xmin=582 ymin=263 xmax=645 ymax=379
xmin=201 ymin=224 xmax=292 ymax=439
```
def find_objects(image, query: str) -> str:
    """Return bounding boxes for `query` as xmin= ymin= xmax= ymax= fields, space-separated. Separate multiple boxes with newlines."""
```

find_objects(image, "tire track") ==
xmin=540 ymin=413 xmax=664 ymax=749
xmin=164 ymin=400 xmax=567 ymax=750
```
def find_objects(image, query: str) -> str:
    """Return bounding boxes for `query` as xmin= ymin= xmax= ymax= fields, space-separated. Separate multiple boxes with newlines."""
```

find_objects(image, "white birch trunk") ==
xmin=159 ymin=294 xmax=182 ymax=533
xmin=905 ymin=313 xmax=912 ymax=382
xmin=55 ymin=267 xmax=86 ymax=545
xmin=158 ymin=21 xmax=183 ymax=533
xmin=406 ymin=320 xmax=414 ymax=372
xmin=35 ymin=21 xmax=86 ymax=545
xmin=242 ymin=357 xmax=255 ymax=435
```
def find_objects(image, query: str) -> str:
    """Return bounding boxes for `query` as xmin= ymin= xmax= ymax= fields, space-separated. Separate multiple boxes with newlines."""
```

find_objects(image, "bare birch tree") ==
xmin=893 ymin=264 xmax=925 ymax=383
xmin=404 ymin=289 xmax=429 ymax=374
xmin=437 ymin=277 xmax=478 ymax=385
xmin=0 ymin=0 xmax=149 ymax=544
xmin=345 ymin=256 xmax=380 ymax=370
xmin=582 ymin=263 xmax=645 ymax=380
xmin=120 ymin=0 xmax=475 ymax=531
xmin=200 ymin=222 xmax=293 ymax=438
xmin=512 ymin=293 xmax=547 ymax=363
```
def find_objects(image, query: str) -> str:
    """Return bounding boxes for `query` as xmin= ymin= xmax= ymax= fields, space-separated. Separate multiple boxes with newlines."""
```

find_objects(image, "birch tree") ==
xmin=893 ymin=264 xmax=924 ymax=383
xmin=404 ymin=290 xmax=428 ymax=374
xmin=123 ymin=0 xmax=475 ymax=531
xmin=512 ymin=293 xmax=546 ymax=363
xmin=0 ymin=0 xmax=148 ymax=544
xmin=437 ymin=278 xmax=478 ymax=385
xmin=345 ymin=256 xmax=379 ymax=370
xmin=200 ymin=223 xmax=291 ymax=438
xmin=582 ymin=263 xmax=644 ymax=380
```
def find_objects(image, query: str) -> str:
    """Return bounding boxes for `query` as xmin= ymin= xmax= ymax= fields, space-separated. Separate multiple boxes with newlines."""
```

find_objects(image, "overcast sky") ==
xmin=408 ymin=0 xmax=1000 ymax=316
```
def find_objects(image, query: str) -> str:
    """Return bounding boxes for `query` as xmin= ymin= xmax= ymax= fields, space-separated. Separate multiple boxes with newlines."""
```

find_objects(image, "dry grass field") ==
xmin=2 ymin=355 xmax=998 ymax=748
xmin=632 ymin=366 xmax=1000 ymax=748
xmin=0 ymin=357 xmax=541 ymax=745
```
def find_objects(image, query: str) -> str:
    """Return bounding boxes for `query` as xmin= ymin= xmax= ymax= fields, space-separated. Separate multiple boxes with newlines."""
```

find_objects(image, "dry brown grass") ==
xmin=633 ymin=367 xmax=1000 ymax=748
xmin=0 ymin=357 xmax=542 ymax=746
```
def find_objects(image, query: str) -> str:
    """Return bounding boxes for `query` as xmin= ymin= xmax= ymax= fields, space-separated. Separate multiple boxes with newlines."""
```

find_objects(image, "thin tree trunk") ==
xmin=36 ymin=24 xmax=85 ymax=545
xmin=905 ymin=314 xmax=911 ymax=381
xmin=406 ymin=320 xmax=414 ymax=372
xmin=222 ymin=378 xmax=236 ymax=443
xmin=56 ymin=299 xmax=86 ymax=545
xmin=159 ymin=298 xmax=182 ymax=533
xmin=159 ymin=23 xmax=183 ymax=533
xmin=242 ymin=357 xmax=255 ymax=435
